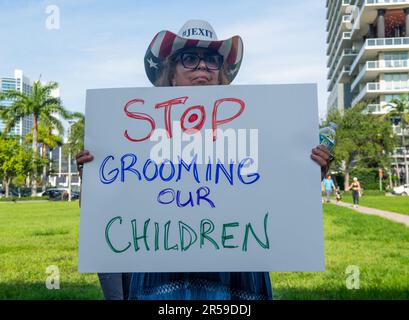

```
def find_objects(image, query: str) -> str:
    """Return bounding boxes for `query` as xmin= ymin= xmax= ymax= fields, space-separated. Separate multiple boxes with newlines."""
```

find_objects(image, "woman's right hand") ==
xmin=75 ymin=150 xmax=94 ymax=179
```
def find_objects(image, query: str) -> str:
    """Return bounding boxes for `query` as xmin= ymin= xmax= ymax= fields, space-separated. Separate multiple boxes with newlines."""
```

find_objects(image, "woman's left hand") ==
xmin=310 ymin=145 xmax=333 ymax=181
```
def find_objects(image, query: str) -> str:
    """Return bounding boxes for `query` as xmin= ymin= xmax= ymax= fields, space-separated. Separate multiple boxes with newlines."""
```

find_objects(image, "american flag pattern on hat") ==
xmin=144 ymin=27 xmax=243 ymax=85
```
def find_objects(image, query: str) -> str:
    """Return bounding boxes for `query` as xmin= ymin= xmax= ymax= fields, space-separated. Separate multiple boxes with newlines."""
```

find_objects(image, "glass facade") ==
xmin=384 ymin=52 xmax=408 ymax=61
xmin=50 ymin=147 xmax=79 ymax=174
xmin=384 ymin=73 xmax=409 ymax=90
xmin=0 ymin=71 xmax=33 ymax=137
xmin=385 ymin=94 xmax=403 ymax=102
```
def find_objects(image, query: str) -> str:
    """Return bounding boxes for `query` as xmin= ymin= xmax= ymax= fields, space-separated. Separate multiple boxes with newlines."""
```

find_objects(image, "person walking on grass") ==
xmin=348 ymin=177 xmax=362 ymax=208
xmin=322 ymin=175 xmax=336 ymax=203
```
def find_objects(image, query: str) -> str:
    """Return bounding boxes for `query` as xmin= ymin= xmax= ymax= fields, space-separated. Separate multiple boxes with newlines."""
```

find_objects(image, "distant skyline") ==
xmin=0 ymin=0 xmax=328 ymax=119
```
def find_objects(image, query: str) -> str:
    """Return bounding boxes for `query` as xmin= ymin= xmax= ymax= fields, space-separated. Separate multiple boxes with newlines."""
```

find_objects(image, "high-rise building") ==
xmin=0 ymin=69 xmax=34 ymax=137
xmin=48 ymin=146 xmax=80 ymax=188
xmin=1 ymin=69 xmax=60 ymax=139
xmin=326 ymin=0 xmax=409 ymax=178
xmin=0 ymin=69 xmax=78 ymax=188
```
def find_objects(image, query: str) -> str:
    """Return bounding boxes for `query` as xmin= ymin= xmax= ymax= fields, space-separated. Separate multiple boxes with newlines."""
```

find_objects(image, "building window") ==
xmin=384 ymin=52 xmax=408 ymax=67
xmin=385 ymin=52 xmax=408 ymax=60
xmin=385 ymin=94 xmax=403 ymax=103
xmin=384 ymin=73 xmax=409 ymax=90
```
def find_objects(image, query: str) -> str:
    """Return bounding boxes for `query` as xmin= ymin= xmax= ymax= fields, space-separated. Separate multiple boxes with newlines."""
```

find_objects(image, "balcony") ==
xmin=327 ymin=14 xmax=352 ymax=45
xmin=328 ymin=32 xmax=353 ymax=73
xmin=392 ymin=151 xmax=409 ymax=159
xmin=366 ymin=0 xmax=409 ymax=5
xmin=328 ymin=48 xmax=357 ymax=77
xmin=350 ymin=37 xmax=409 ymax=74
xmin=328 ymin=65 xmax=352 ymax=91
xmin=328 ymin=23 xmax=353 ymax=59
xmin=351 ymin=59 xmax=409 ymax=90
xmin=327 ymin=0 xmax=352 ymax=21
xmin=352 ymin=81 xmax=409 ymax=106
xmin=363 ymin=103 xmax=382 ymax=113
xmin=394 ymin=126 xmax=409 ymax=135
xmin=349 ymin=0 xmax=409 ymax=41
xmin=391 ymin=145 xmax=409 ymax=162
xmin=362 ymin=103 xmax=396 ymax=114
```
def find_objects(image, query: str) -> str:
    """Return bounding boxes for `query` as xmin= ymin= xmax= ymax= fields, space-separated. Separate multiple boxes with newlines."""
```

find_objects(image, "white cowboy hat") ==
xmin=144 ymin=19 xmax=243 ymax=85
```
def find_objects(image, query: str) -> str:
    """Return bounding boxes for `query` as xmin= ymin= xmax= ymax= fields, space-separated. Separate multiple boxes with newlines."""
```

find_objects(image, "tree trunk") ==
xmin=400 ymin=113 xmax=409 ymax=185
xmin=42 ymin=144 xmax=47 ymax=192
xmin=401 ymin=128 xmax=409 ymax=185
xmin=32 ymin=114 xmax=38 ymax=197
xmin=344 ymin=166 xmax=350 ymax=191
xmin=394 ymin=157 xmax=400 ymax=187
xmin=388 ymin=169 xmax=393 ymax=190
xmin=4 ymin=177 xmax=10 ymax=198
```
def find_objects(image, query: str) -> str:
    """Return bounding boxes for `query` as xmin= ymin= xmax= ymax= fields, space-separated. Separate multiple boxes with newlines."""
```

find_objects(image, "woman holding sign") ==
xmin=76 ymin=20 xmax=333 ymax=300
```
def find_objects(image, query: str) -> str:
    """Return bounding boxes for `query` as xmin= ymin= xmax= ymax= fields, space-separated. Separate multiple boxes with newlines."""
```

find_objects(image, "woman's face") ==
xmin=172 ymin=48 xmax=222 ymax=86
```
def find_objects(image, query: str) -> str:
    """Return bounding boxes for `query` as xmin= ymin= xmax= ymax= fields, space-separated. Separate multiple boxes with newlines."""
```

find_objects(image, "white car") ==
xmin=392 ymin=184 xmax=409 ymax=196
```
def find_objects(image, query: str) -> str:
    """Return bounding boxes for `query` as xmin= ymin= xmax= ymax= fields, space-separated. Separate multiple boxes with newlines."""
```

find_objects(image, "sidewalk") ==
xmin=330 ymin=200 xmax=409 ymax=228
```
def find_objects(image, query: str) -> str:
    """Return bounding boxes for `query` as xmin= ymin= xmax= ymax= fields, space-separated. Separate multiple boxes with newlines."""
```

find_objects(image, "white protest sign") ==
xmin=78 ymin=84 xmax=324 ymax=273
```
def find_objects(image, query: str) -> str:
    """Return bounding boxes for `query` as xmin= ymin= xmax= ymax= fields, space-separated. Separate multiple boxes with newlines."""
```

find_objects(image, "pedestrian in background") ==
xmin=322 ymin=175 xmax=336 ymax=203
xmin=348 ymin=177 xmax=362 ymax=208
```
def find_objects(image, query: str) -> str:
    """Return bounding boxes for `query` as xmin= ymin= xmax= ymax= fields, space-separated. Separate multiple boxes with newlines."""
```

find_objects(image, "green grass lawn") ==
xmin=0 ymin=202 xmax=102 ymax=299
xmin=340 ymin=194 xmax=409 ymax=216
xmin=0 ymin=202 xmax=408 ymax=300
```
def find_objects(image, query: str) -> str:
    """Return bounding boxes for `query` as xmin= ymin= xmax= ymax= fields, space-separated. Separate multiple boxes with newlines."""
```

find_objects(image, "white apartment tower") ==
xmin=0 ymin=69 xmax=34 ymax=137
xmin=326 ymin=0 xmax=409 ymax=177
xmin=0 ymin=69 xmax=60 ymax=139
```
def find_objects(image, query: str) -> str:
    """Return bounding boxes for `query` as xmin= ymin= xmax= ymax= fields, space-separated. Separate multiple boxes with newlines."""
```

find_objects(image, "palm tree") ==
xmin=387 ymin=94 xmax=409 ymax=185
xmin=64 ymin=112 xmax=85 ymax=158
xmin=0 ymin=81 xmax=69 ymax=196
xmin=25 ymin=123 xmax=63 ymax=191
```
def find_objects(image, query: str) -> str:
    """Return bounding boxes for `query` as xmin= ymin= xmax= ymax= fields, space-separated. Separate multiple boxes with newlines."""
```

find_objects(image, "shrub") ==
xmin=349 ymin=168 xmax=386 ymax=191
xmin=342 ymin=190 xmax=386 ymax=197
xmin=0 ymin=196 xmax=49 ymax=202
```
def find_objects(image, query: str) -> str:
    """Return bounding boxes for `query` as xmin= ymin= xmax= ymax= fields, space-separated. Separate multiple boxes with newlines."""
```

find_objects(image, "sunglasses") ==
xmin=178 ymin=52 xmax=224 ymax=70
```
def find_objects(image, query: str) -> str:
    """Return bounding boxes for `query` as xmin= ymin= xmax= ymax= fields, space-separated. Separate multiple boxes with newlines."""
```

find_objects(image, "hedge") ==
xmin=342 ymin=190 xmax=386 ymax=197
xmin=0 ymin=196 xmax=49 ymax=202
xmin=333 ymin=168 xmax=388 ymax=191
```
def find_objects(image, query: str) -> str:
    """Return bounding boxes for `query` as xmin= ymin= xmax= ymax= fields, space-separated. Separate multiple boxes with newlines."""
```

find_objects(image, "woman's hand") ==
xmin=75 ymin=150 xmax=94 ymax=179
xmin=310 ymin=145 xmax=333 ymax=181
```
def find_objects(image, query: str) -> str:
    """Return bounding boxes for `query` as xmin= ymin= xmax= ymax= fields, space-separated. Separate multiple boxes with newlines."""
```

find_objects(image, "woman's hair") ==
xmin=154 ymin=50 xmax=230 ymax=87
xmin=154 ymin=55 xmax=178 ymax=87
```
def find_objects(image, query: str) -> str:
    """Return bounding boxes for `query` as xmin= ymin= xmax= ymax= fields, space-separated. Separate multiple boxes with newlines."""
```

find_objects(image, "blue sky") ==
xmin=0 ymin=0 xmax=328 ymax=119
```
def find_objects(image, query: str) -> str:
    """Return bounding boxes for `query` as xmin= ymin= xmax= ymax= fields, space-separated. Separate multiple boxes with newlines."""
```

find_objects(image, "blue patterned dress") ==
xmin=128 ymin=272 xmax=272 ymax=300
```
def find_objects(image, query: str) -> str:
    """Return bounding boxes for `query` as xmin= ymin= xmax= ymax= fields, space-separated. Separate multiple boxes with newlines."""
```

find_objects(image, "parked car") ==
xmin=392 ymin=184 xmax=409 ymax=196
xmin=42 ymin=188 xmax=80 ymax=201
xmin=10 ymin=187 xmax=44 ymax=197
xmin=0 ymin=188 xmax=20 ymax=198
